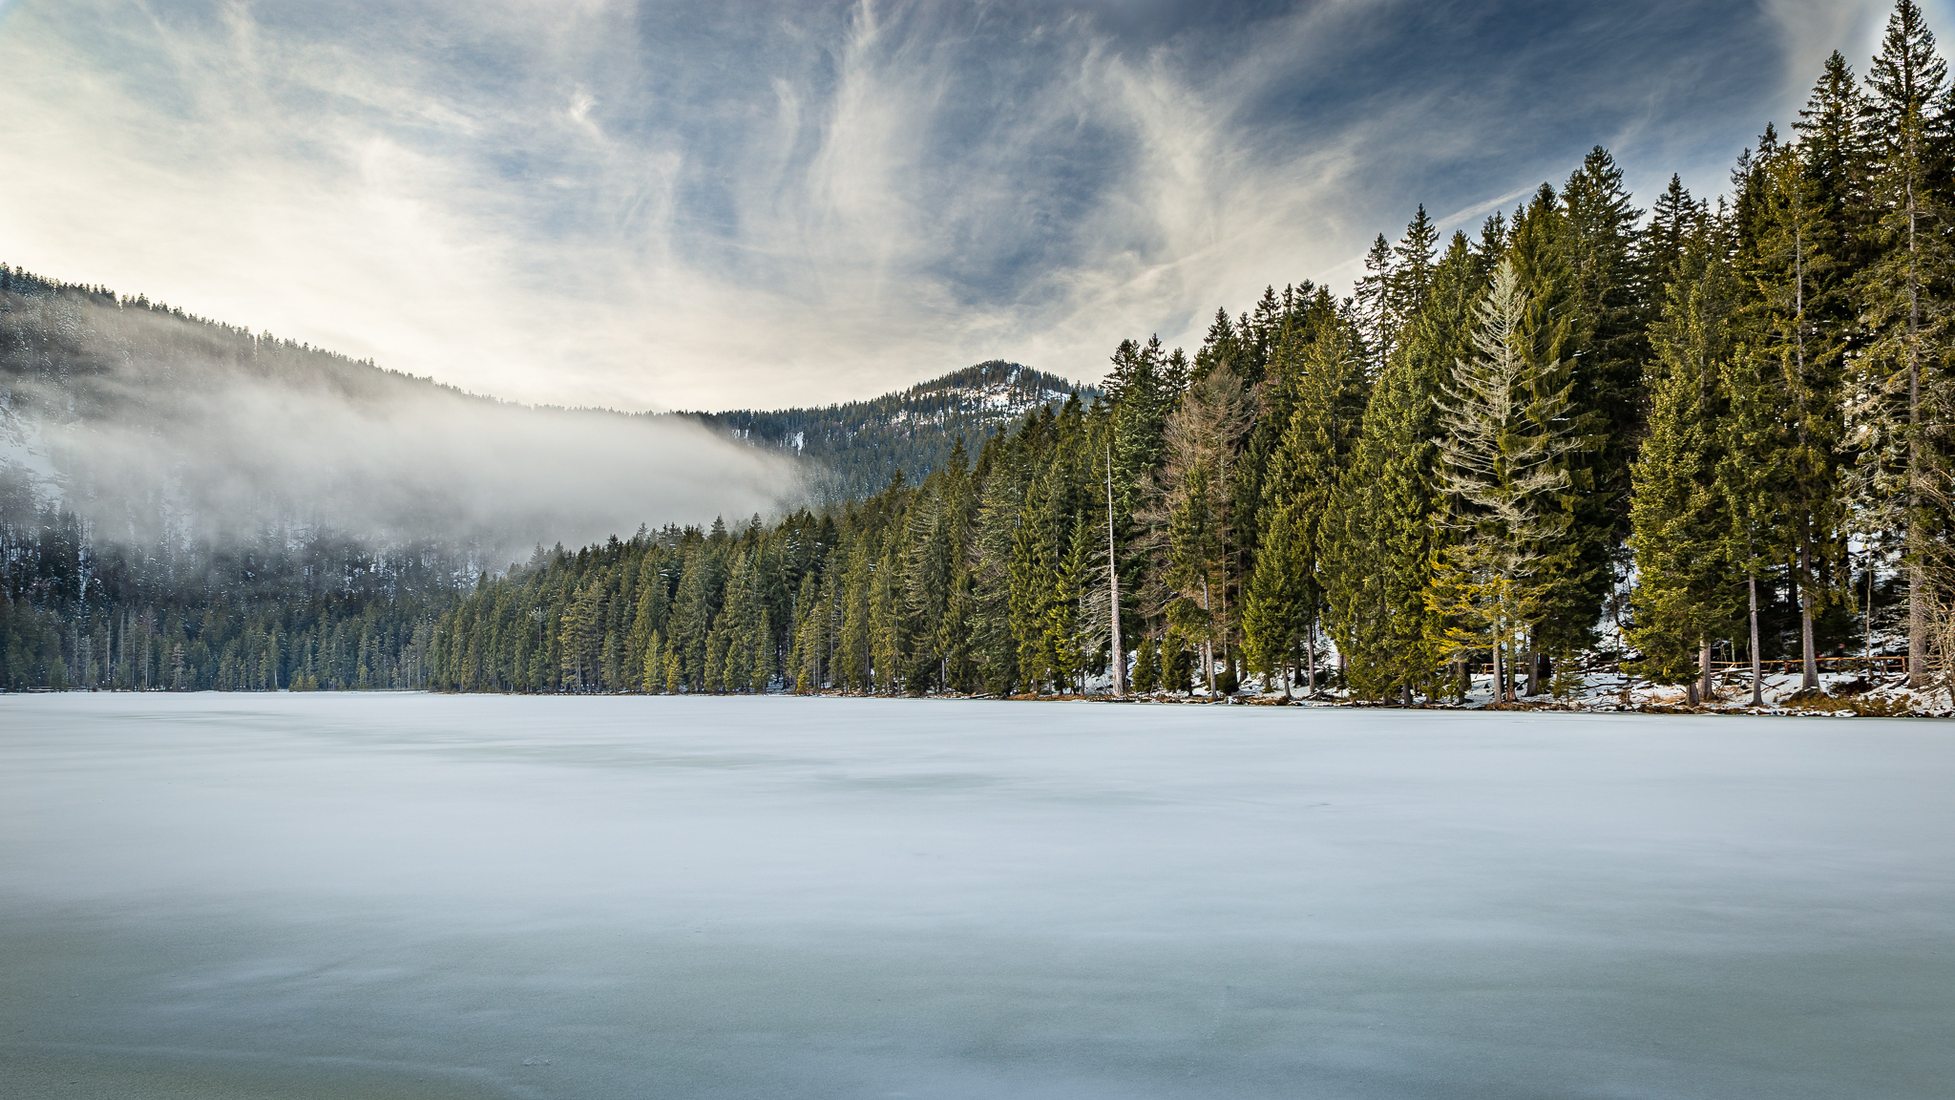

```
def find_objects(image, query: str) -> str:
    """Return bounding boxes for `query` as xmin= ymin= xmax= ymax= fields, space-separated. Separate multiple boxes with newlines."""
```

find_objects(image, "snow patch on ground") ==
xmin=1089 ymin=664 xmax=1954 ymax=718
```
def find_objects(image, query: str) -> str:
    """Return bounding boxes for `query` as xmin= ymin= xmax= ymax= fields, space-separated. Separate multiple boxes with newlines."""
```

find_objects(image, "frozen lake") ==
xmin=2 ymin=695 xmax=1950 ymax=1099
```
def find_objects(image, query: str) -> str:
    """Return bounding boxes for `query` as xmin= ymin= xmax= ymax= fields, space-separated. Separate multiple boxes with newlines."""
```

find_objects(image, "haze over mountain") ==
xmin=0 ymin=261 xmax=1082 ymax=690
xmin=0 ymin=269 xmax=795 ymax=563
xmin=1 ymin=265 xmax=1094 ymax=559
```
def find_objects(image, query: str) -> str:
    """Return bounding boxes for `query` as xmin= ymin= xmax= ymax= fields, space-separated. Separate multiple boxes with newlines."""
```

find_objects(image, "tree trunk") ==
xmin=1748 ymin=574 xmax=1764 ymax=707
xmin=1906 ymin=174 xmax=1929 ymax=688
xmin=1699 ymin=636 xmax=1714 ymax=703
xmin=1199 ymin=578 xmax=1215 ymax=694
xmin=1105 ymin=443 xmax=1126 ymax=699
xmin=1798 ymin=542 xmax=1819 ymax=691
xmin=1866 ymin=554 xmax=1877 ymax=675
xmin=1304 ymin=619 xmax=1318 ymax=695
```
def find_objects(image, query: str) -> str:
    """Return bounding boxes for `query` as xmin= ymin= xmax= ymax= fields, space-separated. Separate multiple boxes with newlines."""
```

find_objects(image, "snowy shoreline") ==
xmin=11 ymin=672 xmax=1955 ymax=719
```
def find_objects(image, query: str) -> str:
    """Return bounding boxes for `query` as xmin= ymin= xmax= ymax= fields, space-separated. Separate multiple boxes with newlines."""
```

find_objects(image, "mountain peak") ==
xmin=689 ymin=361 xmax=1095 ymax=502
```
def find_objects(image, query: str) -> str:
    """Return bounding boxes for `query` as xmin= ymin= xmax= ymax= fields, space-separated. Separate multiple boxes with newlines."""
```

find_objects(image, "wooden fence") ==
xmin=1705 ymin=655 xmax=1913 ymax=676
xmin=1470 ymin=655 xmax=1915 ymax=677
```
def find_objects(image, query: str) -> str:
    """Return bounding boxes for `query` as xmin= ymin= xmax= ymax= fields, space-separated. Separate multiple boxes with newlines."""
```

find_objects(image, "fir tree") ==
xmin=1856 ymin=0 xmax=1953 ymax=685
xmin=1628 ymin=219 xmax=1740 ymax=700
xmin=1243 ymin=315 xmax=1367 ymax=694
xmin=1147 ymin=365 xmax=1252 ymax=693
xmin=1326 ymin=232 xmax=1485 ymax=701
xmin=1426 ymin=260 xmax=1584 ymax=702
xmin=1739 ymin=142 xmax=1848 ymax=690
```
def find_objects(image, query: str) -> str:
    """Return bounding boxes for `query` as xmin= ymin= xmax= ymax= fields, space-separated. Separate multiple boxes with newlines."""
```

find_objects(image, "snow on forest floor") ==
xmin=1106 ymin=669 xmax=1955 ymax=718
xmin=2 ymin=693 xmax=1952 ymax=1099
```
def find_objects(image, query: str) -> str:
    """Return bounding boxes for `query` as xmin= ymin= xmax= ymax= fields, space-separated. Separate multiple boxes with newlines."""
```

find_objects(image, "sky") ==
xmin=0 ymin=0 xmax=1925 ymax=411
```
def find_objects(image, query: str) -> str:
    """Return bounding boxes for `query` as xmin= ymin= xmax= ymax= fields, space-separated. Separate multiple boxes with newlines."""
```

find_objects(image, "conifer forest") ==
xmin=7 ymin=2 xmax=1955 ymax=706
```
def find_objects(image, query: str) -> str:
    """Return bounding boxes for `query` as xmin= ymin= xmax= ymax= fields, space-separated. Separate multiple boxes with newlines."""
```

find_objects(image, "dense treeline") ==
xmin=685 ymin=361 xmax=1089 ymax=504
xmin=0 ymin=472 xmax=459 ymax=691
xmin=0 ymin=266 xmax=464 ymax=690
xmin=433 ymin=2 xmax=1955 ymax=702
xmin=0 ymin=263 xmax=507 ymax=691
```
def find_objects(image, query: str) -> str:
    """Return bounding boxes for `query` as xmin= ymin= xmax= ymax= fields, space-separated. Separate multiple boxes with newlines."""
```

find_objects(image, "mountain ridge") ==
xmin=0 ymin=263 xmax=1091 ymax=522
xmin=684 ymin=360 xmax=1095 ymax=503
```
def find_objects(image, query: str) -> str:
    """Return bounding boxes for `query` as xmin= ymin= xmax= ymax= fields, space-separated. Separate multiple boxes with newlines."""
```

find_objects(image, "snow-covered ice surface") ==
xmin=2 ymin=694 xmax=1951 ymax=1099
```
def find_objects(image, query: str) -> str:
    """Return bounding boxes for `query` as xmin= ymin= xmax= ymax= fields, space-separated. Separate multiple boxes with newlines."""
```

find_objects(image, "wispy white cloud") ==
xmin=0 ymin=0 xmax=1905 ymax=411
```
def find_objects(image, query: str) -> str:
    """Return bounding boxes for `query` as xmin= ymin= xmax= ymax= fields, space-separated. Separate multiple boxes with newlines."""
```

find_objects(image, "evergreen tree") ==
xmin=1856 ymin=0 xmax=1954 ymax=685
xmin=1739 ymin=142 xmax=1848 ymax=690
xmin=1505 ymin=186 xmax=1604 ymax=688
xmin=1426 ymin=260 xmax=1584 ymax=702
xmin=1147 ymin=365 xmax=1252 ymax=693
xmin=1328 ymin=232 xmax=1490 ymax=701
xmin=1243 ymin=315 xmax=1367 ymax=694
xmin=1355 ymin=233 xmax=1400 ymax=377
xmin=1627 ymin=220 xmax=1739 ymax=700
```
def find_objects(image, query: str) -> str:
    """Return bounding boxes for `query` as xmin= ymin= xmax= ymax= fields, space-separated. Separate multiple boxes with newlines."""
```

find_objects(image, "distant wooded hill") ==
xmin=0 ymin=261 xmax=1076 ymax=690
xmin=684 ymin=362 xmax=1094 ymax=503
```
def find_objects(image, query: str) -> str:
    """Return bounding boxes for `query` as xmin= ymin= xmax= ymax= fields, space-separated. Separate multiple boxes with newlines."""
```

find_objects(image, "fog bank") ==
xmin=0 ymin=285 xmax=801 ymax=564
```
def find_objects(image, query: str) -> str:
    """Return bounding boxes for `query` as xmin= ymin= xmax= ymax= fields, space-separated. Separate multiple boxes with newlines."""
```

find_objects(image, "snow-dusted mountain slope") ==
xmin=686 ymin=361 xmax=1096 ymax=503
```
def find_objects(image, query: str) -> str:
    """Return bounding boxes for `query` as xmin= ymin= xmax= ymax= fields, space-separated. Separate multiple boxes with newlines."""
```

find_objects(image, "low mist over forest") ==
xmin=0 ymin=267 xmax=1080 ymax=689
xmin=0 ymin=267 xmax=798 ymax=557
xmin=0 ymin=267 xmax=806 ymax=690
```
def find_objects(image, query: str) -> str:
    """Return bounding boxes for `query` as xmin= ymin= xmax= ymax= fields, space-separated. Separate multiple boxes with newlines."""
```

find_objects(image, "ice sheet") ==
xmin=2 ymin=694 xmax=1950 ymax=1098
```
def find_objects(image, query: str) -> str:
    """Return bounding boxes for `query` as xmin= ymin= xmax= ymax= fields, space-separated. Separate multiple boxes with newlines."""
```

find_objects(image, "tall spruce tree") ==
xmin=1243 ymin=314 xmax=1367 ymax=694
xmin=1742 ymin=142 xmax=1848 ymax=689
xmin=1147 ymin=364 xmax=1252 ymax=693
xmin=1856 ymin=0 xmax=1953 ymax=686
xmin=1628 ymin=215 xmax=1740 ymax=701
xmin=1505 ymin=186 xmax=1603 ymax=690
xmin=1426 ymin=259 xmax=1584 ymax=702
xmin=1326 ymin=232 xmax=1485 ymax=700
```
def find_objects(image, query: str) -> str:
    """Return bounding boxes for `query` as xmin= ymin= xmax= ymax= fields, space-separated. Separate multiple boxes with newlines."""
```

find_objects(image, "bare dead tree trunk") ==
xmin=1798 ymin=541 xmax=1819 ymax=691
xmin=1491 ymin=641 xmax=1504 ymax=706
xmin=1105 ymin=442 xmax=1126 ymax=699
xmin=1305 ymin=618 xmax=1317 ymax=696
xmin=1699 ymin=636 xmax=1714 ymax=703
xmin=1199 ymin=576 xmax=1216 ymax=694
xmin=1866 ymin=553 xmax=1878 ymax=675
xmin=1748 ymin=575 xmax=1764 ymax=707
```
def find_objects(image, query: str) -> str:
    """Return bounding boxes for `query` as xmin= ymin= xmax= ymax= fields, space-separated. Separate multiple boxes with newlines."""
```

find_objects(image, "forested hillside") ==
xmin=431 ymin=2 xmax=1955 ymax=704
xmin=686 ymin=362 xmax=1089 ymax=503
xmin=0 ymin=265 xmax=1073 ymax=691
xmin=0 ymin=267 xmax=476 ymax=690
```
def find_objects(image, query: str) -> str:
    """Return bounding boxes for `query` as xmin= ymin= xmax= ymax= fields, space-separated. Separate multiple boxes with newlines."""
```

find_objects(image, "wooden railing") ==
xmin=1705 ymin=655 xmax=1912 ymax=675
xmin=1469 ymin=655 xmax=1915 ymax=677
